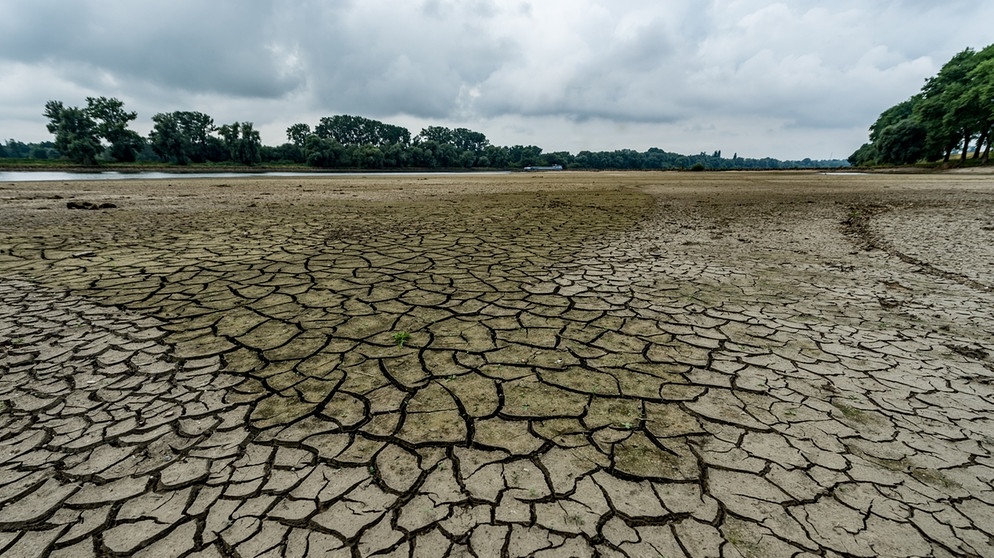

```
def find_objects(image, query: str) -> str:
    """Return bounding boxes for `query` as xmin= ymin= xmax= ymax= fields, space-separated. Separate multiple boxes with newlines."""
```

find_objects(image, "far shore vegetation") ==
xmin=5 ymin=100 xmax=848 ymax=173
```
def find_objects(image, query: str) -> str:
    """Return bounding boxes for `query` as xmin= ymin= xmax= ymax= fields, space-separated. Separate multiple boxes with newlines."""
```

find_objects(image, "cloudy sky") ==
xmin=2 ymin=0 xmax=992 ymax=160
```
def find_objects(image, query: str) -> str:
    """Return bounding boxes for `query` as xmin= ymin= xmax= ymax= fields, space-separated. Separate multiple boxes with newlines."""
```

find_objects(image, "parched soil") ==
xmin=0 ymin=171 xmax=993 ymax=557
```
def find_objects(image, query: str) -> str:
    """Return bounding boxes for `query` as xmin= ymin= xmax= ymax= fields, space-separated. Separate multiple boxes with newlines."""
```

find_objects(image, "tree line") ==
xmin=26 ymin=98 xmax=847 ymax=170
xmin=850 ymin=44 xmax=994 ymax=166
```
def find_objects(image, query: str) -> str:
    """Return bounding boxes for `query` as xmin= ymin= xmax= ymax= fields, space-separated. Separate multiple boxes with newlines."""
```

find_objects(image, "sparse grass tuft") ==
xmin=392 ymin=331 xmax=411 ymax=348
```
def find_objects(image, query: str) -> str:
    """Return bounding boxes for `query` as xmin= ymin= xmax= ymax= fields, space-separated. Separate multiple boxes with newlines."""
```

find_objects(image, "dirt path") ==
xmin=0 ymin=172 xmax=992 ymax=557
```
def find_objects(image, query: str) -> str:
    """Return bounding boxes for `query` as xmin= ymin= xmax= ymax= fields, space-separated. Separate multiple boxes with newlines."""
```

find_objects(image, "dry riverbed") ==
xmin=0 ymin=171 xmax=993 ymax=557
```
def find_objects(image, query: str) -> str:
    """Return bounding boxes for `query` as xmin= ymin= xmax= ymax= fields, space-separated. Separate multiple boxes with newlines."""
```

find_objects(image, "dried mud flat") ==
xmin=0 ymin=171 xmax=993 ymax=557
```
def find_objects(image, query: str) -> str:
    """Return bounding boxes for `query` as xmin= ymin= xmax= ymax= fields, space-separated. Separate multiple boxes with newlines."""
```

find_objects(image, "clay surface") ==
xmin=1 ymin=171 xmax=992 ymax=556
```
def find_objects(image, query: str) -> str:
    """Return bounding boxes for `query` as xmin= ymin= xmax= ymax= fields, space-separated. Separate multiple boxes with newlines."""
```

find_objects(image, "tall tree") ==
xmin=876 ymin=119 xmax=928 ymax=164
xmin=852 ymin=44 xmax=994 ymax=166
xmin=149 ymin=112 xmax=188 ymax=164
xmin=869 ymin=97 xmax=919 ymax=143
xmin=416 ymin=126 xmax=454 ymax=145
xmin=450 ymin=128 xmax=490 ymax=154
xmin=149 ymin=111 xmax=218 ymax=164
xmin=967 ymin=56 xmax=994 ymax=161
xmin=43 ymin=100 xmax=101 ymax=165
xmin=85 ymin=97 xmax=144 ymax=162
xmin=218 ymin=122 xmax=262 ymax=165
xmin=917 ymin=48 xmax=980 ymax=162
xmin=286 ymin=123 xmax=311 ymax=147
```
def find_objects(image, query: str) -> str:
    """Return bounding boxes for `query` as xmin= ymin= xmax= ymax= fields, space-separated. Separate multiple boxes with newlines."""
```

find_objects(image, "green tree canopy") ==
xmin=315 ymin=115 xmax=410 ymax=147
xmin=43 ymin=100 xmax=101 ymax=165
xmin=34 ymin=105 xmax=848 ymax=170
xmin=876 ymin=119 xmax=928 ymax=165
xmin=414 ymin=126 xmax=491 ymax=167
xmin=149 ymin=111 xmax=220 ymax=164
xmin=286 ymin=123 xmax=311 ymax=146
xmin=85 ymin=96 xmax=144 ymax=162
xmin=853 ymin=44 xmax=994 ymax=166
xmin=44 ymin=97 xmax=144 ymax=164
xmin=218 ymin=122 xmax=262 ymax=165
xmin=303 ymin=135 xmax=346 ymax=168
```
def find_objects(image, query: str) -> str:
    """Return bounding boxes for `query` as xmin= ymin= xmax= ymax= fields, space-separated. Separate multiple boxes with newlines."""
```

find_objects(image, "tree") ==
xmin=542 ymin=151 xmax=574 ymax=168
xmin=847 ymin=142 xmax=877 ymax=167
xmin=382 ymin=143 xmax=411 ymax=168
xmin=149 ymin=111 xmax=217 ymax=164
xmin=415 ymin=126 xmax=454 ymax=146
xmin=450 ymin=128 xmax=490 ymax=154
xmin=457 ymin=150 xmax=476 ymax=168
xmin=176 ymin=111 xmax=217 ymax=163
xmin=264 ymin=143 xmax=306 ymax=164
xmin=409 ymin=145 xmax=436 ymax=168
xmin=303 ymin=135 xmax=346 ymax=168
xmin=85 ymin=96 xmax=144 ymax=162
xmin=3 ymin=139 xmax=30 ymax=158
xmin=505 ymin=145 xmax=543 ymax=167
xmin=967 ymin=56 xmax=994 ymax=161
xmin=484 ymin=145 xmax=510 ymax=168
xmin=354 ymin=145 xmax=385 ymax=168
xmin=286 ymin=123 xmax=311 ymax=147
xmin=316 ymin=115 xmax=410 ymax=147
xmin=915 ymin=48 xmax=982 ymax=162
xmin=411 ymin=126 xmax=492 ymax=167
xmin=869 ymin=97 xmax=918 ymax=143
xmin=876 ymin=120 xmax=928 ymax=164
xmin=852 ymin=44 xmax=994 ymax=166
xmin=218 ymin=122 xmax=262 ymax=165
xmin=43 ymin=100 xmax=101 ymax=165
xmin=857 ymin=96 xmax=930 ymax=165
xmin=149 ymin=112 xmax=187 ymax=164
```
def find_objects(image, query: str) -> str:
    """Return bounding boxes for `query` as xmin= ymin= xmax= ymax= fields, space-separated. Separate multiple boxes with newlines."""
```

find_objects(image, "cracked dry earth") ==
xmin=0 ymin=171 xmax=993 ymax=558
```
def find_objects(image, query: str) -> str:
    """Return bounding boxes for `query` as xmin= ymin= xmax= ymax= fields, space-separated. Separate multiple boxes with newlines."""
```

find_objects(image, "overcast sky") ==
xmin=2 ymin=1 xmax=992 ymax=160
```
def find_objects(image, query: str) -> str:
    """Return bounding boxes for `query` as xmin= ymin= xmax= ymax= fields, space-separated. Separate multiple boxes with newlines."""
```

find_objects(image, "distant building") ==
xmin=523 ymin=165 xmax=563 ymax=171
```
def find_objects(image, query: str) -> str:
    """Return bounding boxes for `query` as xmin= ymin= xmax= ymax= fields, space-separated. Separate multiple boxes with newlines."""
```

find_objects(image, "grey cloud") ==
xmin=0 ymin=1 xmax=304 ymax=99
xmin=285 ymin=1 xmax=516 ymax=118
xmin=2 ymin=0 xmax=994 ymax=158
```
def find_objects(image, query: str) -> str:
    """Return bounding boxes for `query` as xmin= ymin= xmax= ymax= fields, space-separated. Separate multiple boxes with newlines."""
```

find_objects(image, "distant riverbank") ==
xmin=0 ymin=169 xmax=512 ymax=183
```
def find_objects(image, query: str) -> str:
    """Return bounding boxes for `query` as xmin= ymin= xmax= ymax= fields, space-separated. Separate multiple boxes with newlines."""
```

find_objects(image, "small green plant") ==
xmin=392 ymin=331 xmax=411 ymax=348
